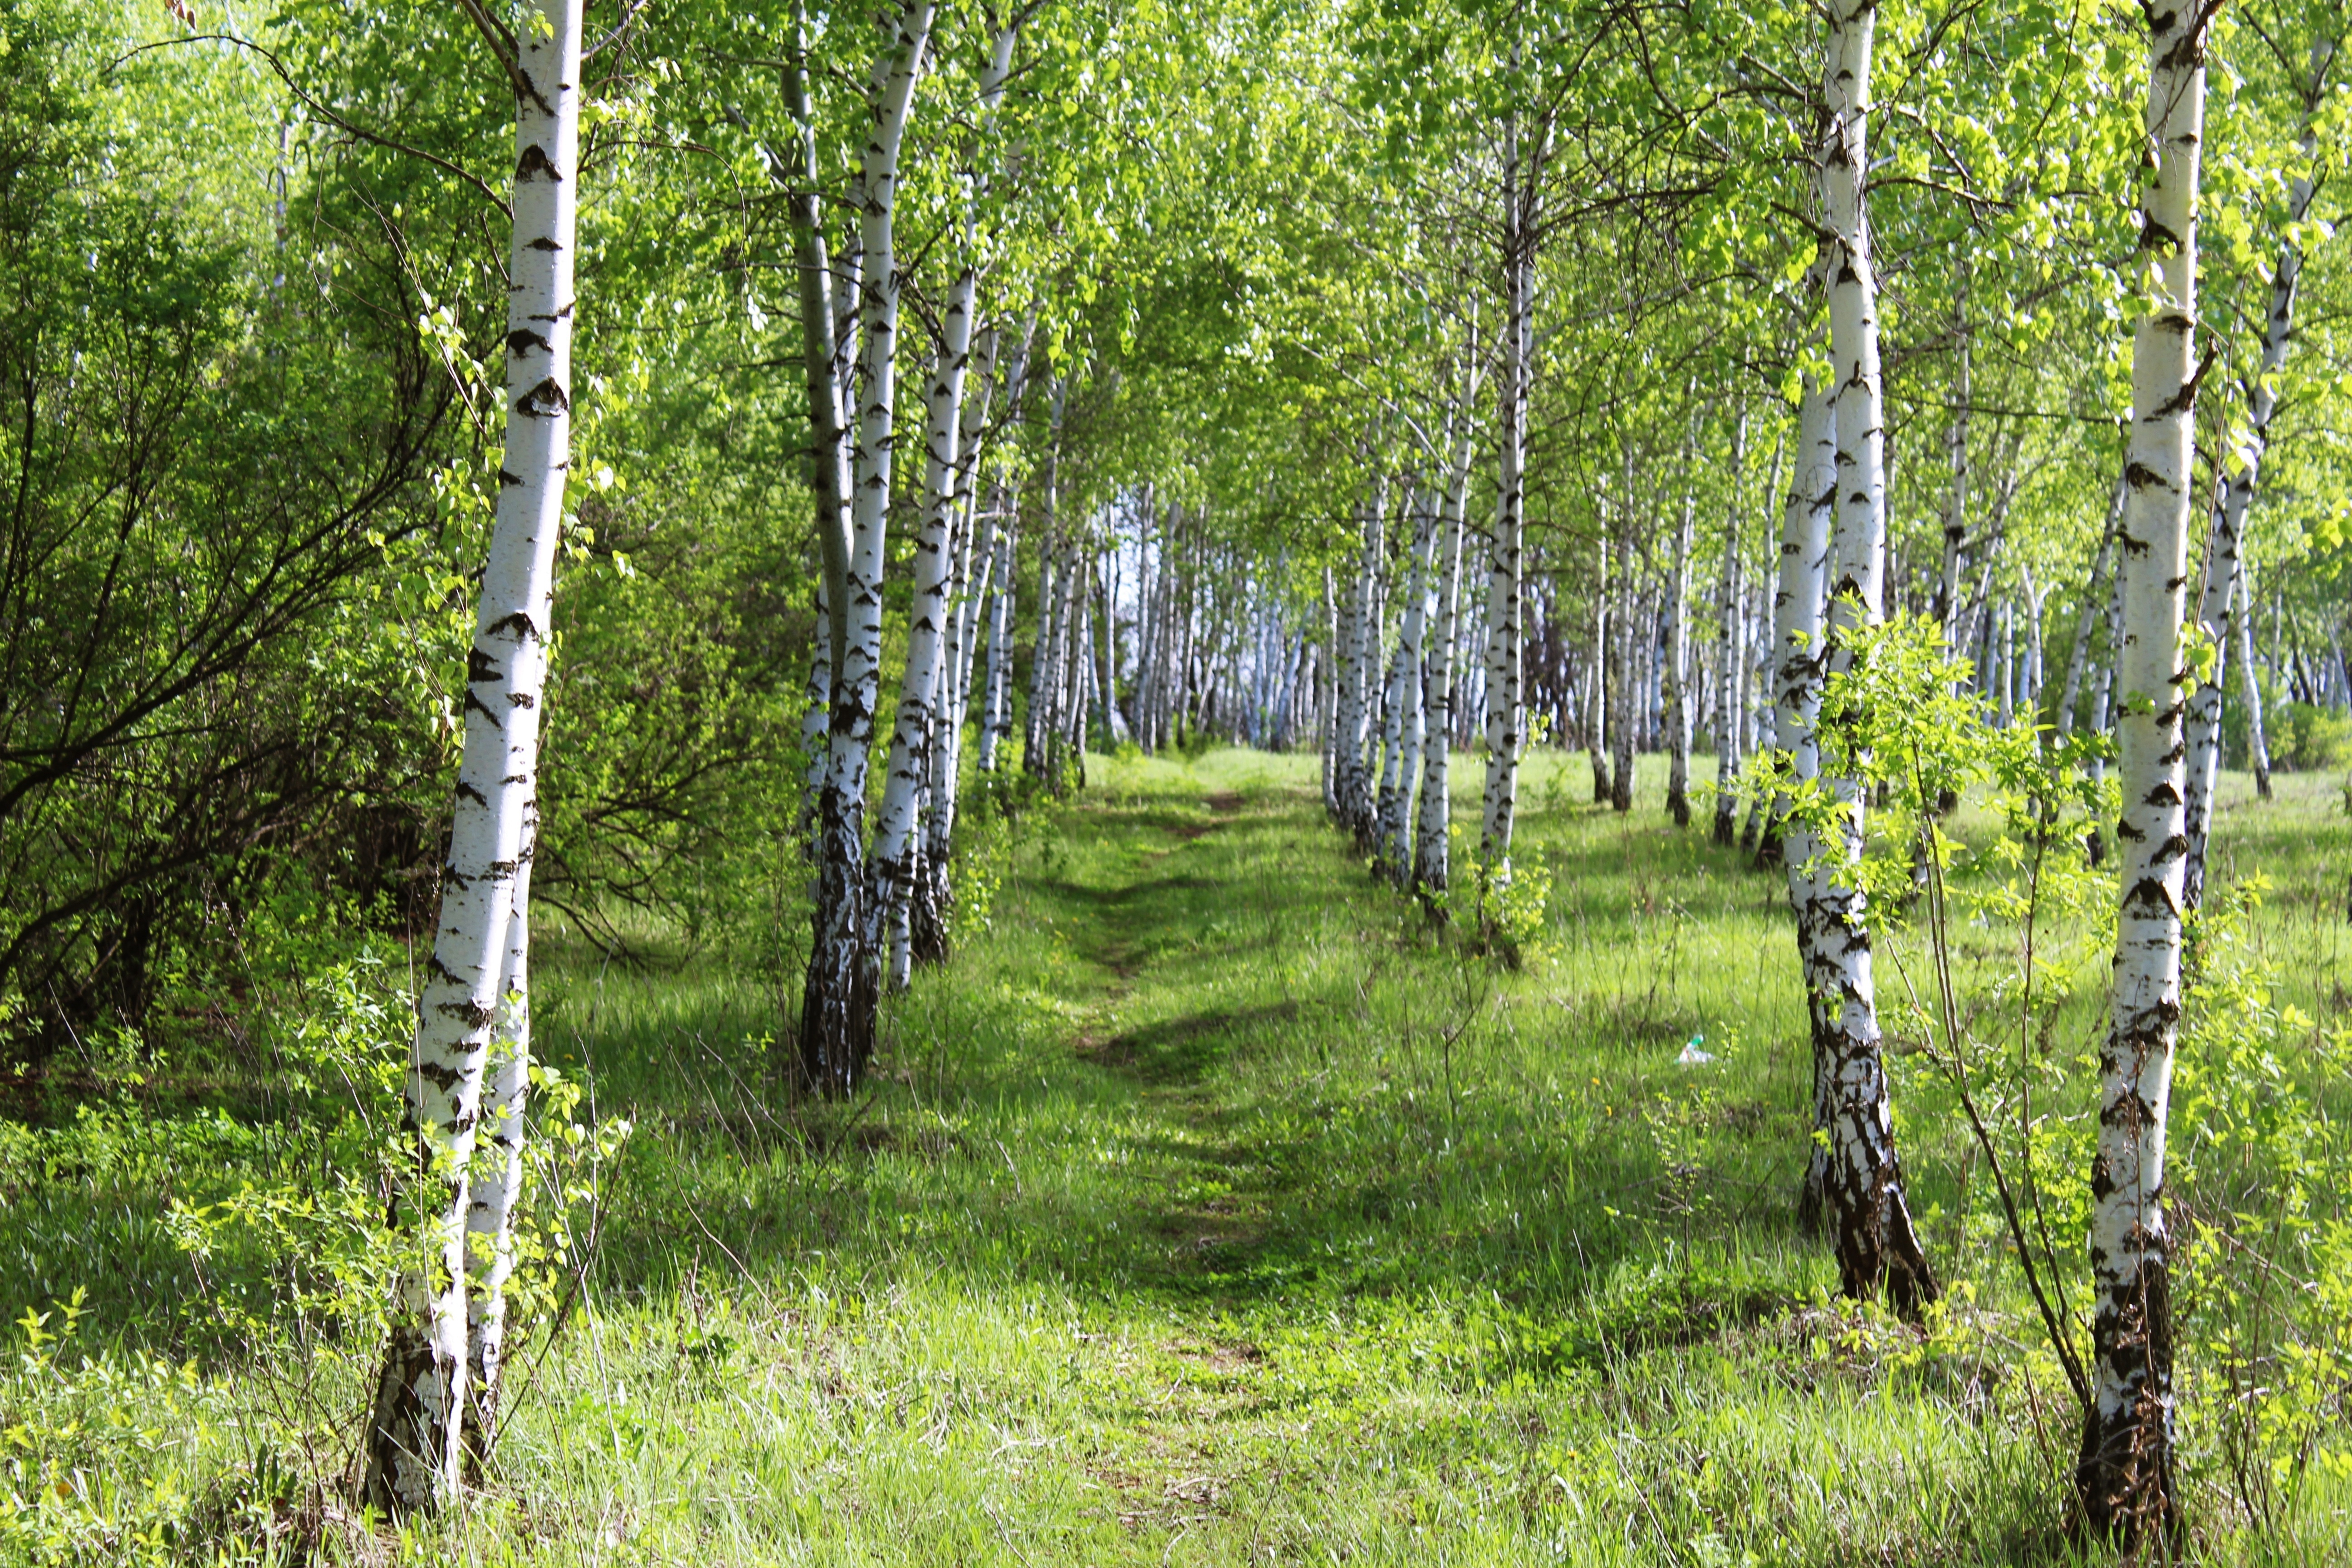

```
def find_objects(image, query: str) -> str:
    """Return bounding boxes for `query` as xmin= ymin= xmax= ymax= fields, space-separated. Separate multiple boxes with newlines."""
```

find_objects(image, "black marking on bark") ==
xmin=416 ymin=1059 xmax=464 ymax=1091
xmin=527 ymin=235 xmax=564 ymax=251
xmin=464 ymin=688 xmax=504 ymax=728
xmin=515 ymin=378 xmax=569 ymax=417
xmin=516 ymin=144 xmax=563 ymax=182
xmin=2123 ymin=461 xmax=2163 ymax=490
xmin=456 ymin=780 xmax=489 ymax=808
xmin=2122 ymin=875 xmax=2178 ymax=915
xmin=507 ymin=328 xmax=552 ymax=358
xmin=491 ymin=610 xmax=539 ymax=642
xmin=498 ymin=468 xmax=524 ymax=487
xmin=509 ymin=690 xmax=536 ymax=707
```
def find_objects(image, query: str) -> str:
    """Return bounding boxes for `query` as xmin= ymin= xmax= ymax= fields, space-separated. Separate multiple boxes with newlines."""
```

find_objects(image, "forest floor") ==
xmin=7 ymin=749 xmax=2350 ymax=1564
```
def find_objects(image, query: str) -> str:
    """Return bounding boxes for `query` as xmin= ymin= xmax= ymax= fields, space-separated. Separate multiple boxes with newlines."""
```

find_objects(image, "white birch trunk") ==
xmin=915 ymin=329 xmax=999 ymax=967
xmin=461 ymin=820 xmax=532 ymax=1475
xmin=1812 ymin=0 xmax=1933 ymax=1312
xmin=365 ymin=0 xmax=579 ymax=1513
xmin=1382 ymin=480 xmax=1437 ymax=886
xmin=2058 ymin=477 xmax=2127 ymax=737
xmin=803 ymin=0 xmax=934 ymax=1091
xmin=1589 ymin=527 xmax=1612 ymax=806
xmin=1663 ymin=421 xmax=1696 ymax=827
xmin=2184 ymin=122 xmax=2315 ymax=895
xmin=1608 ymin=557 xmax=1634 ymax=813
xmin=1777 ymin=379 xmax=1836 ymax=1229
xmin=2077 ymin=0 xmax=2209 ymax=1536
xmin=2239 ymin=571 xmax=2272 ymax=797
xmin=1712 ymin=413 xmax=1748 ymax=843
xmin=1480 ymin=132 xmax=1532 ymax=885
xmin=1336 ymin=479 xmax=1382 ymax=839
xmin=876 ymin=275 xmax=975 ymax=990
xmin=1417 ymin=419 xmax=1474 ymax=900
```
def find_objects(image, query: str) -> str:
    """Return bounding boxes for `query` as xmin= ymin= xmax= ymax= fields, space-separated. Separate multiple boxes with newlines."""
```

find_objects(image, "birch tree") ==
xmin=1711 ymin=414 xmax=1749 ymax=844
xmin=802 ymin=0 xmax=936 ymax=1093
xmin=1804 ymin=0 xmax=1935 ymax=1313
xmin=1661 ymin=415 xmax=1696 ymax=828
xmin=1479 ymin=115 xmax=1535 ymax=895
xmin=2182 ymin=26 xmax=2339 ymax=907
xmin=364 ymin=0 xmax=581 ymax=1513
xmin=1416 ymin=402 xmax=1477 ymax=903
xmin=2075 ymin=0 xmax=2213 ymax=1539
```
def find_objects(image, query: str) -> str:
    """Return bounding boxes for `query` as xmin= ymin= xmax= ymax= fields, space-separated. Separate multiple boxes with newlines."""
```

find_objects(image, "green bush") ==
xmin=2273 ymin=702 xmax=2352 ymax=773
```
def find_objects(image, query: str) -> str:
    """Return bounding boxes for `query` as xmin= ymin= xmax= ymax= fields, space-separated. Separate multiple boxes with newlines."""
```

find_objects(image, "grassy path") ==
xmin=511 ymin=750 xmax=2257 ymax=1566
xmin=14 ymin=748 xmax=2343 ymax=1563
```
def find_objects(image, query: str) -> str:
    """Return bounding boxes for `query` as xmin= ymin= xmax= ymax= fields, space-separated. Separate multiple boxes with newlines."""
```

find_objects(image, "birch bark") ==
xmin=1588 ymin=527 xmax=1611 ymax=806
xmin=2184 ymin=89 xmax=2319 ymax=898
xmin=1480 ymin=129 xmax=1532 ymax=883
xmin=802 ymin=0 xmax=935 ymax=1093
xmin=1712 ymin=414 xmax=1748 ymax=843
xmin=1335 ymin=479 xmax=1381 ymax=839
xmin=1778 ymin=379 xmax=1836 ymax=1230
xmin=1417 ymin=417 xmax=1474 ymax=902
xmin=914 ymin=329 xmax=999 ymax=968
xmin=1384 ymin=479 xmax=1437 ymax=886
xmin=2077 ymin=0 xmax=2209 ymax=1538
xmin=2239 ymin=574 xmax=2272 ymax=797
xmin=1812 ymin=0 xmax=1934 ymax=1312
xmin=1608 ymin=561 xmax=1634 ymax=813
xmin=1663 ymin=420 xmax=1696 ymax=827
xmin=2058 ymin=478 xmax=2126 ymax=737
xmin=364 ymin=0 xmax=579 ymax=1513
xmin=978 ymin=498 xmax=1018 ymax=771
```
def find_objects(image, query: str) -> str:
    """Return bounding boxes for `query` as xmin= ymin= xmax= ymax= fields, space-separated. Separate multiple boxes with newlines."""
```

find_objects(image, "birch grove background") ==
xmin=5 ymin=0 xmax=2352 ymax=1558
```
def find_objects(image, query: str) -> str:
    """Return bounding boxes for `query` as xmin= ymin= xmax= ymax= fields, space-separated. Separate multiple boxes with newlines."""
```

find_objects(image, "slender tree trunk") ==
xmin=1779 ymin=378 xmax=1836 ymax=1231
xmin=1320 ymin=565 xmax=1338 ymax=813
xmin=365 ymin=0 xmax=580 ymax=1514
xmin=1740 ymin=431 xmax=1785 ymax=850
xmin=1663 ymin=417 xmax=1697 ymax=827
xmin=1813 ymin=0 xmax=1935 ymax=1315
xmin=2076 ymin=1 xmax=2210 ymax=1543
xmin=802 ymin=0 xmax=936 ymax=1093
xmin=460 ymin=822 xmax=530 ymax=1480
xmin=800 ymin=571 xmax=832 ymax=854
xmin=1385 ymin=477 xmax=1437 ymax=886
xmin=2058 ymin=477 xmax=2126 ymax=738
xmin=2187 ymin=110 xmax=2318 ymax=872
xmin=2240 ymin=569 xmax=2273 ymax=797
xmin=1589 ymin=534 xmax=1612 ymax=806
xmin=1712 ymin=413 xmax=1749 ymax=843
xmin=978 ymin=499 xmax=1018 ymax=771
xmin=914 ymin=339 xmax=992 ymax=969
xmin=1336 ymin=476 xmax=1382 ymax=839
xmin=1373 ymin=499 xmax=1414 ymax=876
xmin=876 ymin=287 xmax=975 ymax=990
xmin=1481 ymin=128 xmax=1532 ymax=890
xmin=972 ymin=329 xmax=1024 ymax=779
xmin=1417 ymin=419 xmax=1472 ymax=904
xmin=1609 ymin=555 xmax=1634 ymax=813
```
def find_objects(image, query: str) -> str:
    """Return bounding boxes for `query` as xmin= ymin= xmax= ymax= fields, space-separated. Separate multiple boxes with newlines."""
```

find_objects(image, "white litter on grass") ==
xmin=1677 ymin=1034 xmax=1715 ymax=1065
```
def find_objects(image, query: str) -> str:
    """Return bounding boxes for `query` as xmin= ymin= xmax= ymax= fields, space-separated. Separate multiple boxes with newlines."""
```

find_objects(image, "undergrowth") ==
xmin=2 ymin=747 xmax=2347 ymax=1564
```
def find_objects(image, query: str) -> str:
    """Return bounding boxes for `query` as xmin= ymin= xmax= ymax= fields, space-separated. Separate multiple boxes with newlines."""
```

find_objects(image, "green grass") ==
xmin=6 ymin=748 xmax=2350 ymax=1563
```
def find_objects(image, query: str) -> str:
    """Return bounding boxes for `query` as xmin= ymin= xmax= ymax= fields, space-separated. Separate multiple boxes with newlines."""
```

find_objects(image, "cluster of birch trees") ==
xmin=1274 ymin=0 xmax=2352 ymax=1543
xmin=31 ymin=0 xmax=2352 ymax=1544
